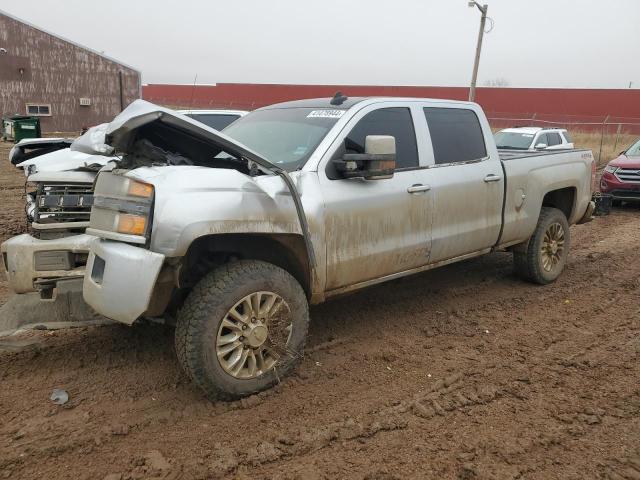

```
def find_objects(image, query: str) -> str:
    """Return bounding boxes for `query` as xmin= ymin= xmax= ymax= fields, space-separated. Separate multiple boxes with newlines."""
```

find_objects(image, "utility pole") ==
xmin=468 ymin=1 xmax=488 ymax=102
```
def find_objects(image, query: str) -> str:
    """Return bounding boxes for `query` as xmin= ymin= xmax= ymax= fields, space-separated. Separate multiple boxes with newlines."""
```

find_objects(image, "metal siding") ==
xmin=142 ymin=83 xmax=640 ymax=131
xmin=0 ymin=13 xmax=140 ymax=133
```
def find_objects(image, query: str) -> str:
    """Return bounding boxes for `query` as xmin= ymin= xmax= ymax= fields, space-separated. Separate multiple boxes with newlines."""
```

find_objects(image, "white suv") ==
xmin=495 ymin=127 xmax=574 ymax=151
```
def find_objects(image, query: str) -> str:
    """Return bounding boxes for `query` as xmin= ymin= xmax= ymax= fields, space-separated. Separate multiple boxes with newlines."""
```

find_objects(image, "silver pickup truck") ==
xmin=2 ymin=110 xmax=247 ymax=298
xmin=78 ymin=97 xmax=594 ymax=400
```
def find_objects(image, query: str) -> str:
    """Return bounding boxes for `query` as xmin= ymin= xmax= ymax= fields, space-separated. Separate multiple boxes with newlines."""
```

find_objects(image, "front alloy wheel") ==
xmin=175 ymin=260 xmax=309 ymax=400
xmin=217 ymin=291 xmax=293 ymax=379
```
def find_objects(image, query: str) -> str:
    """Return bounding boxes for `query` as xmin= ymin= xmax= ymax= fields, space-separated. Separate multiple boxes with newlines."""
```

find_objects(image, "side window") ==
xmin=423 ymin=108 xmax=487 ymax=164
xmin=535 ymin=133 xmax=548 ymax=147
xmin=344 ymin=107 xmax=419 ymax=169
xmin=547 ymin=132 xmax=562 ymax=146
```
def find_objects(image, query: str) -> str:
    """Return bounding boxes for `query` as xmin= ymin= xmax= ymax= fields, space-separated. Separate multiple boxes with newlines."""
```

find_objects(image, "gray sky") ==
xmin=2 ymin=0 xmax=639 ymax=88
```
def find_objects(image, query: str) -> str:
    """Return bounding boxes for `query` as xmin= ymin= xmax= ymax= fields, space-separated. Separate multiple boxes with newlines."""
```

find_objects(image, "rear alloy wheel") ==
xmin=175 ymin=260 xmax=309 ymax=400
xmin=540 ymin=222 xmax=566 ymax=273
xmin=514 ymin=207 xmax=570 ymax=284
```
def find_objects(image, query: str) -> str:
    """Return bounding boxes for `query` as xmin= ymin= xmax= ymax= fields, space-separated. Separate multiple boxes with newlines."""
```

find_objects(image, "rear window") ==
xmin=562 ymin=130 xmax=573 ymax=143
xmin=423 ymin=108 xmax=487 ymax=164
xmin=187 ymin=113 xmax=241 ymax=131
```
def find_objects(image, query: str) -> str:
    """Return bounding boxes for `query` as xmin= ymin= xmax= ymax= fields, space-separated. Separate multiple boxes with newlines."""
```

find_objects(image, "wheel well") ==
xmin=181 ymin=233 xmax=311 ymax=297
xmin=542 ymin=187 xmax=575 ymax=220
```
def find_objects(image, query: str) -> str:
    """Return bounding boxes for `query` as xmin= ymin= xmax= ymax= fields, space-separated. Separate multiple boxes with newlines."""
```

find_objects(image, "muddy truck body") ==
xmin=52 ymin=97 xmax=594 ymax=399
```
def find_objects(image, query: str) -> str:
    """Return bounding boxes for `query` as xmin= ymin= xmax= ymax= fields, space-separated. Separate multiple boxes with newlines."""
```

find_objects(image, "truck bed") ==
xmin=497 ymin=147 xmax=594 ymax=249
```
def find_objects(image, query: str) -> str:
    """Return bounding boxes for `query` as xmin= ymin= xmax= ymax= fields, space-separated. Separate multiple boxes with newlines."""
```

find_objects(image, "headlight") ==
xmin=604 ymin=165 xmax=619 ymax=174
xmin=89 ymin=173 xmax=154 ymax=241
xmin=127 ymin=180 xmax=154 ymax=198
xmin=116 ymin=213 xmax=147 ymax=236
xmin=25 ymin=194 xmax=36 ymax=222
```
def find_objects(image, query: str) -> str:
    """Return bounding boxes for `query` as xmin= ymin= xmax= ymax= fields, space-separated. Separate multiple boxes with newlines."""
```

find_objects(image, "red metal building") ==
xmin=143 ymin=83 xmax=640 ymax=132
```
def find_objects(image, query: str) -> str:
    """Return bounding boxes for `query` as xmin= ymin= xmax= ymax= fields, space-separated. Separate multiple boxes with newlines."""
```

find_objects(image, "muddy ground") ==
xmin=0 ymin=141 xmax=638 ymax=480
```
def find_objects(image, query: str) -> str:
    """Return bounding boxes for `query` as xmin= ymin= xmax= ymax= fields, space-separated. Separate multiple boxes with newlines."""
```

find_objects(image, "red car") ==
xmin=600 ymin=137 xmax=640 ymax=205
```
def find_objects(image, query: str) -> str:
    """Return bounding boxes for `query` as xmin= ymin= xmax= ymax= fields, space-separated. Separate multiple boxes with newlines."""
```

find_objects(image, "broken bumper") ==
xmin=83 ymin=239 xmax=165 ymax=325
xmin=1 ymin=233 xmax=94 ymax=294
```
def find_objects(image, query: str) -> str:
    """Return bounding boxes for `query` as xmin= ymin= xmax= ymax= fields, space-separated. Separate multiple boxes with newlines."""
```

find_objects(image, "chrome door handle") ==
xmin=484 ymin=174 xmax=502 ymax=183
xmin=407 ymin=184 xmax=431 ymax=193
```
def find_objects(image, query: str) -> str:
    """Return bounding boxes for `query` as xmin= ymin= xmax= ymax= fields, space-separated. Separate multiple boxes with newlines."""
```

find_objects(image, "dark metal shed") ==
xmin=0 ymin=9 xmax=140 ymax=134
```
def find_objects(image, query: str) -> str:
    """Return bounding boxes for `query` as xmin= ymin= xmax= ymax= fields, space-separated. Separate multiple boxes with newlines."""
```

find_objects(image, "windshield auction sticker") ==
xmin=307 ymin=110 xmax=346 ymax=119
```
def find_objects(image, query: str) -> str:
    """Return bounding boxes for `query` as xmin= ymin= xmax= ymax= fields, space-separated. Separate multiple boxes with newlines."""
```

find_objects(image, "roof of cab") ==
xmin=500 ymin=126 xmax=566 ymax=134
xmin=258 ymin=96 xmax=476 ymax=110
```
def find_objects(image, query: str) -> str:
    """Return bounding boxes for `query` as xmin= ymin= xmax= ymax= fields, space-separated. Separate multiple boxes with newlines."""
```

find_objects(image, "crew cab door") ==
xmin=319 ymin=104 xmax=433 ymax=291
xmin=420 ymin=106 xmax=504 ymax=262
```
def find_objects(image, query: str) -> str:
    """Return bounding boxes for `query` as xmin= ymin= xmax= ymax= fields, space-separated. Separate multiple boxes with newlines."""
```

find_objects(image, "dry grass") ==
xmin=572 ymin=131 xmax=637 ymax=166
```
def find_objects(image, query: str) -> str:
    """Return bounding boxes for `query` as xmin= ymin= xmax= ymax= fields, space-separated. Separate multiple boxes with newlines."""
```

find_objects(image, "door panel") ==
xmin=421 ymin=106 xmax=503 ymax=262
xmin=428 ymin=161 xmax=503 ymax=262
xmin=321 ymin=171 xmax=433 ymax=290
xmin=319 ymin=104 xmax=433 ymax=291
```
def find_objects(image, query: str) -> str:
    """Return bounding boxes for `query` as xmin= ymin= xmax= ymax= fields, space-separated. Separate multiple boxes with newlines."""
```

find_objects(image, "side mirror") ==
xmin=535 ymin=143 xmax=548 ymax=150
xmin=334 ymin=135 xmax=396 ymax=180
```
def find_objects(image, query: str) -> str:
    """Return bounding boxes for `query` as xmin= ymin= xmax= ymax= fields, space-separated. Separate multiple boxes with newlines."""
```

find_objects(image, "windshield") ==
xmin=625 ymin=138 xmax=640 ymax=156
xmin=494 ymin=131 xmax=535 ymax=150
xmin=222 ymin=107 xmax=344 ymax=170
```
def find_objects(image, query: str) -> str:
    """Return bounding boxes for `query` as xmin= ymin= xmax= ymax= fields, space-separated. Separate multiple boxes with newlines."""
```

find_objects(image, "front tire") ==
xmin=175 ymin=260 xmax=309 ymax=400
xmin=513 ymin=207 xmax=570 ymax=285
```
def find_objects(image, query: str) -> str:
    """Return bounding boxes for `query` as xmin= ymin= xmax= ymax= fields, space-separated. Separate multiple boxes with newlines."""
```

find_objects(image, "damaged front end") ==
xmin=0 ymin=129 xmax=115 ymax=335
xmin=82 ymin=100 xmax=316 ymax=325
xmin=95 ymin=100 xmax=316 ymax=269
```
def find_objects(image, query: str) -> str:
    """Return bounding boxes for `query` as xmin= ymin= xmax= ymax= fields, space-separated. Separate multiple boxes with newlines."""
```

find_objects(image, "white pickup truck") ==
xmin=72 ymin=97 xmax=594 ymax=400
xmin=494 ymin=127 xmax=574 ymax=151
xmin=1 ymin=109 xmax=247 ymax=299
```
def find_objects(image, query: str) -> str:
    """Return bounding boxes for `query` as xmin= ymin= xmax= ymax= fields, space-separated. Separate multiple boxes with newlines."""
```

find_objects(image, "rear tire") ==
xmin=175 ymin=260 xmax=309 ymax=401
xmin=612 ymin=199 xmax=622 ymax=207
xmin=513 ymin=207 xmax=570 ymax=285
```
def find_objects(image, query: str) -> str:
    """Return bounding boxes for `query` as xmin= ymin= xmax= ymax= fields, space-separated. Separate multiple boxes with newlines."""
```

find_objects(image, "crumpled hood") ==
xmin=16 ymin=147 xmax=113 ymax=175
xmin=609 ymin=153 xmax=640 ymax=169
xmin=10 ymin=137 xmax=74 ymax=166
xmin=16 ymin=123 xmax=116 ymax=176
xmin=102 ymin=100 xmax=280 ymax=173
xmin=69 ymin=123 xmax=113 ymax=156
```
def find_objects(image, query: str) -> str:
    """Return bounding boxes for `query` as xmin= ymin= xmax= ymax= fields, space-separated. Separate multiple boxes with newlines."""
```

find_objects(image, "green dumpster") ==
xmin=2 ymin=115 xmax=42 ymax=143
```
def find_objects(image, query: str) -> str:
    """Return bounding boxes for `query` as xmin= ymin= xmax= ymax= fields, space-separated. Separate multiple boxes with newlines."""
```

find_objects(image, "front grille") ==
xmin=610 ymin=189 xmax=640 ymax=199
xmin=615 ymin=168 xmax=640 ymax=183
xmin=34 ymin=183 xmax=94 ymax=225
